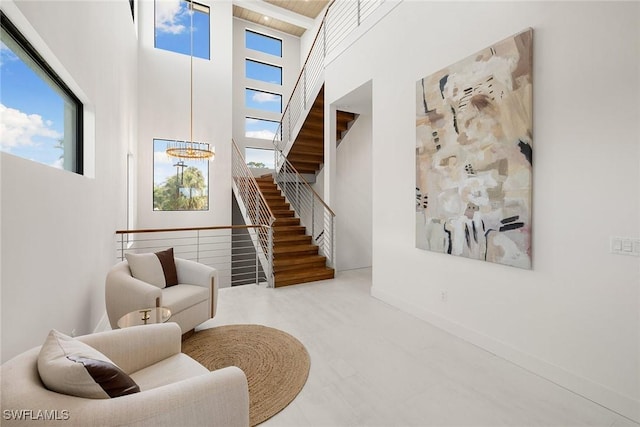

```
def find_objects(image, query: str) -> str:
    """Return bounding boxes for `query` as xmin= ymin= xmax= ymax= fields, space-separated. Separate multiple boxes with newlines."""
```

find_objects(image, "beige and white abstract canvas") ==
xmin=416 ymin=29 xmax=533 ymax=269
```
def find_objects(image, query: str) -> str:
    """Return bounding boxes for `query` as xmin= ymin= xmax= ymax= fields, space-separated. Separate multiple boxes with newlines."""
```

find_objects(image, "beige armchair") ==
xmin=106 ymin=258 xmax=217 ymax=334
xmin=0 ymin=323 xmax=249 ymax=427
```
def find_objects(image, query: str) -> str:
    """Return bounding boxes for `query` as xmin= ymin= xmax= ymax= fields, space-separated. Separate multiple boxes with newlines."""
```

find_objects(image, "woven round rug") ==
xmin=182 ymin=324 xmax=310 ymax=426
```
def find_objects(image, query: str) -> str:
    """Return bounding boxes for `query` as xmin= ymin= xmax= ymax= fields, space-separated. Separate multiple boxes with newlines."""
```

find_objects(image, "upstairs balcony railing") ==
xmin=274 ymin=0 xmax=385 ymax=154
xmin=115 ymin=225 xmax=272 ymax=288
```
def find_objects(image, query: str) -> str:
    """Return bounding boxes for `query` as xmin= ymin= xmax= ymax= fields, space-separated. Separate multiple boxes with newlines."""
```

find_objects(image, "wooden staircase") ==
xmin=256 ymin=175 xmax=335 ymax=287
xmin=287 ymin=85 xmax=357 ymax=175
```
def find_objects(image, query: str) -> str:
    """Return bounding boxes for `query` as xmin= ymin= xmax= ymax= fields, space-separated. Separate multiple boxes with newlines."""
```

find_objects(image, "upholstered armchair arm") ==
xmin=99 ymin=367 xmax=250 ymax=427
xmin=105 ymin=261 xmax=162 ymax=329
xmin=77 ymin=323 xmax=181 ymax=374
xmin=1 ymin=358 xmax=249 ymax=427
xmin=175 ymin=258 xmax=218 ymax=317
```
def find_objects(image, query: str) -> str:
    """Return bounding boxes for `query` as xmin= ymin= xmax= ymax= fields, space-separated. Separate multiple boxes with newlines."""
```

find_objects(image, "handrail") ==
xmin=277 ymin=154 xmax=335 ymax=217
xmin=273 ymin=0 xmax=385 ymax=156
xmin=231 ymin=138 xmax=276 ymax=287
xmin=232 ymin=139 xmax=276 ymax=222
xmin=116 ymin=225 xmax=267 ymax=235
xmin=280 ymin=0 xmax=334 ymax=112
xmin=115 ymin=225 xmax=273 ymax=287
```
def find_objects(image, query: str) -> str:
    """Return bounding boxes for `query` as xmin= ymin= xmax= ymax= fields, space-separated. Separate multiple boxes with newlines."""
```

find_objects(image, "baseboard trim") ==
xmin=371 ymin=286 xmax=640 ymax=423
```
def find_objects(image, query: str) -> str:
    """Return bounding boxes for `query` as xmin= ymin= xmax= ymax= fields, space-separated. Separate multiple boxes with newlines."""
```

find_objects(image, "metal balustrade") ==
xmin=274 ymin=0 xmax=385 ymax=154
xmin=232 ymin=139 xmax=276 ymax=287
xmin=269 ymin=0 xmax=384 ymax=269
xmin=115 ymin=225 xmax=272 ymax=288
xmin=275 ymin=151 xmax=336 ymax=268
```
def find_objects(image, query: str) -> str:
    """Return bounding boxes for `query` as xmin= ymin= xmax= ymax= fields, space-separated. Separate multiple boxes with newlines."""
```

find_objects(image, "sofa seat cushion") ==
xmin=129 ymin=353 xmax=208 ymax=391
xmin=162 ymin=284 xmax=209 ymax=314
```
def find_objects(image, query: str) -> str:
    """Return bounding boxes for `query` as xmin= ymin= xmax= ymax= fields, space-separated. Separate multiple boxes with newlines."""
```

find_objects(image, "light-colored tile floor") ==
xmin=199 ymin=268 xmax=638 ymax=427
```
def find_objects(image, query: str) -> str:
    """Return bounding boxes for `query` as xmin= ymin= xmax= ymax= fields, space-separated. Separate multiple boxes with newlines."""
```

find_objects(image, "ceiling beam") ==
xmin=232 ymin=0 xmax=316 ymax=30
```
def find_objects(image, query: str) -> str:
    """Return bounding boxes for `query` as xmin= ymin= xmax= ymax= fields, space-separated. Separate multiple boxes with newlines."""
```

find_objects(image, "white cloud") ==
xmin=245 ymin=118 xmax=260 ymax=125
xmin=252 ymin=92 xmax=280 ymax=103
xmin=155 ymin=0 xmax=186 ymax=35
xmin=0 ymin=104 xmax=62 ymax=151
xmin=154 ymin=150 xmax=174 ymax=165
xmin=246 ymin=130 xmax=276 ymax=140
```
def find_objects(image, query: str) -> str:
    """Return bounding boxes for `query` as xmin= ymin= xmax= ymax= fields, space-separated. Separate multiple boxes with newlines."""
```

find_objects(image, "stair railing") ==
xmin=232 ymin=139 xmax=276 ymax=287
xmin=275 ymin=150 xmax=336 ymax=268
xmin=274 ymin=0 xmax=385 ymax=155
xmin=269 ymin=1 xmax=385 ymax=269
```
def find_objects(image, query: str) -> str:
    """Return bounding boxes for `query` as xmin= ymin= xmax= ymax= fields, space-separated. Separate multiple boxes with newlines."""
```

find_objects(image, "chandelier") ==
xmin=166 ymin=0 xmax=214 ymax=161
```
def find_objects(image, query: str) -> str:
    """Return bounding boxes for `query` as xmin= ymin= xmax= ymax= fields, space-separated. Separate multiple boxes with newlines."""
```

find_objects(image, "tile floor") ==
xmin=199 ymin=268 xmax=638 ymax=427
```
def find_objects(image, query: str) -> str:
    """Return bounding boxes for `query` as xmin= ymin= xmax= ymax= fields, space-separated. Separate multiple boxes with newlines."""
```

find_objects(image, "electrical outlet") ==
xmin=440 ymin=290 xmax=448 ymax=302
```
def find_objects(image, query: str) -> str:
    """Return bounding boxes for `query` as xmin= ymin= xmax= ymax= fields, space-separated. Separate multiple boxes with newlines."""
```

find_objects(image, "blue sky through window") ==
xmin=246 ymin=59 xmax=282 ymax=85
xmin=245 ymin=88 xmax=281 ymax=113
xmin=155 ymin=0 xmax=210 ymax=60
xmin=245 ymin=147 xmax=275 ymax=169
xmin=246 ymin=30 xmax=282 ymax=57
xmin=0 ymin=36 xmax=72 ymax=170
xmin=245 ymin=117 xmax=280 ymax=140
xmin=153 ymin=139 xmax=209 ymax=187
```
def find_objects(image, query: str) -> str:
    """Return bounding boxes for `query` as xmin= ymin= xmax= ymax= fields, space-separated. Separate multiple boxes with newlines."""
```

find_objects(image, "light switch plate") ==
xmin=611 ymin=237 xmax=640 ymax=257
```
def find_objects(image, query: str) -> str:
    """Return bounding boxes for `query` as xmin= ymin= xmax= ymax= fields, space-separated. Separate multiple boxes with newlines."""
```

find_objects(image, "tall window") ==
xmin=153 ymin=139 xmax=209 ymax=211
xmin=245 ymin=147 xmax=274 ymax=169
xmin=245 ymin=88 xmax=282 ymax=113
xmin=0 ymin=13 xmax=83 ymax=174
xmin=245 ymin=30 xmax=282 ymax=57
xmin=245 ymin=118 xmax=280 ymax=141
xmin=245 ymin=59 xmax=282 ymax=85
xmin=155 ymin=0 xmax=210 ymax=60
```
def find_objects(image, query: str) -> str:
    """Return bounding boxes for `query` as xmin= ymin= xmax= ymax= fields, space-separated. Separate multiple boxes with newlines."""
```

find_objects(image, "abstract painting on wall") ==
xmin=415 ymin=29 xmax=533 ymax=269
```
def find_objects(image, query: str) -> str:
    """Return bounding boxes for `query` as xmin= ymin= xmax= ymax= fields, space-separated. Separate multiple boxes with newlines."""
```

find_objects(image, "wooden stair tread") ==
xmin=273 ymin=234 xmax=311 ymax=244
xmin=274 ymin=242 xmax=318 ymax=252
xmin=254 ymin=172 xmax=333 ymax=287
xmin=274 ymin=267 xmax=335 ymax=287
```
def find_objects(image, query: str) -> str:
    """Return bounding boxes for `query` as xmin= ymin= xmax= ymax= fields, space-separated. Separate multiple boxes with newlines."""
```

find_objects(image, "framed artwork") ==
xmin=415 ymin=29 xmax=533 ymax=269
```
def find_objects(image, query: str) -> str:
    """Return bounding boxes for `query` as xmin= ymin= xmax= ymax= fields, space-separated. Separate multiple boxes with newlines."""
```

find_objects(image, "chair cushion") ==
xmin=162 ymin=284 xmax=209 ymax=314
xmin=125 ymin=248 xmax=178 ymax=289
xmin=37 ymin=330 xmax=140 ymax=399
xmin=130 ymin=353 xmax=209 ymax=391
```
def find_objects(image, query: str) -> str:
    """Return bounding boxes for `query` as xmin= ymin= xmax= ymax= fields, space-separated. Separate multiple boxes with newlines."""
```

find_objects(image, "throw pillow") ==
xmin=125 ymin=248 xmax=178 ymax=288
xmin=37 ymin=330 xmax=140 ymax=399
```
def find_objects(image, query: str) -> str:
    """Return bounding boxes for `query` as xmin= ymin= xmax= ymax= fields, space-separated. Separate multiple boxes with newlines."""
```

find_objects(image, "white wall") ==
xmin=232 ymin=18 xmax=300 ymax=157
xmin=335 ymin=112 xmax=372 ymax=271
xmin=1 ymin=0 xmax=137 ymax=361
xmin=136 ymin=0 xmax=233 ymax=229
xmin=325 ymin=1 xmax=640 ymax=421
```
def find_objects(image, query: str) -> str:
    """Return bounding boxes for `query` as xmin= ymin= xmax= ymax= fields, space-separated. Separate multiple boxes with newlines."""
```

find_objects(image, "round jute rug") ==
xmin=182 ymin=324 xmax=310 ymax=426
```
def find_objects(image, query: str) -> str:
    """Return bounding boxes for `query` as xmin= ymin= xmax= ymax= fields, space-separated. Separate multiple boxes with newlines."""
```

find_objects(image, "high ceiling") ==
xmin=233 ymin=0 xmax=330 ymax=37
xmin=263 ymin=0 xmax=329 ymax=19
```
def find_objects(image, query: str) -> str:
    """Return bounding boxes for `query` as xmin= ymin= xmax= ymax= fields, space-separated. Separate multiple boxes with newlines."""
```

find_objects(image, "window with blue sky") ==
xmin=155 ymin=0 xmax=210 ymax=60
xmin=246 ymin=59 xmax=282 ymax=85
xmin=245 ymin=147 xmax=275 ymax=169
xmin=245 ymin=88 xmax=281 ymax=113
xmin=0 ymin=14 xmax=82 ymax=173
xmin=153 ymin=139 xmax=209 ymax=211
xmin=245 ymin=117 xmax=280 ymax=141
xmin=246 ymin=30 xmax=282 ymax=57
